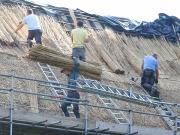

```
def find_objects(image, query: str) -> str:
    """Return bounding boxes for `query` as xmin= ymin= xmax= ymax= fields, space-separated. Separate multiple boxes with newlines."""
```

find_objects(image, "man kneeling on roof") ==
xmin=141 ymin=53 xmax=160 ymax=98
xmin=61 ymin=21 xmax=89 ymax=118
xmin=15 ymin=8 xmax=42 ymax=48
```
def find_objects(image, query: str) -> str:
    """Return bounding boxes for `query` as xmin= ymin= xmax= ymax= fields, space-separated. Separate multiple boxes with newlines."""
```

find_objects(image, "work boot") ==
xmin=151 ymin=87 xmax=160 ymax=98
xmin=27 ymin=40 xmax=33 ymax=48
xmin=142 ymin=83 xmax=152 ymax=93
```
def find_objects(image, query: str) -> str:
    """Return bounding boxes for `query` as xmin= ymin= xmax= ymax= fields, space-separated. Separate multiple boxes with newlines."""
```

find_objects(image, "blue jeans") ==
xmin=72 ymin=47 xmax=85 ymax=61
xmin=27 ymin=29 xmax=42 ymax=47
xmin=61 ymin=58 xmax=80 ymax=118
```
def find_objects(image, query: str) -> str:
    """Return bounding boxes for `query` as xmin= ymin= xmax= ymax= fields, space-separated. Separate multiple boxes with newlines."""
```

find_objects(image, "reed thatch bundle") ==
xmin=89 ymin=29 xmax=125 ymax=74
xmin=28 ymin=45 xmax=102 ymax=80
xmin=121 ymin=45 xmax=141 ymax=74
xmin=1 ymin=5 xmax=180 ymax=127
xmin=96 ymin=39 xmax=125 ymax=74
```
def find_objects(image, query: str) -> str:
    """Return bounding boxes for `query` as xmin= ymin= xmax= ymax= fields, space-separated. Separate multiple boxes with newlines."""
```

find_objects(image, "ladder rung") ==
xmin=93 ymin=83 xmax=102 ymax=89
xmin=122 ymin=91 xmax=130 ymax=97
xmin=54 ymin=87 xmax=62 ymax=90
xmin=48 ymin=77 xmax=56 ymax=81
xmin=114 ymin=115 xmax=124 ymax=119
xmin=116 ymin=117 xmax=125 ymax=120
xmin=131 ymin=93 xmax=137 ymax=99
xmin=43 ymin=70 xmax=52 ymax=73
xmin=39 ymin=62 xmax=47 ymax=66
xmin=141 ymin=96 xmax=149 ymax=102
xmin=41 ymin=66 xmax=49 ymax=69
xmin=47 ymin=75 xmax=55 ymax=78
xmin=51 ymin=84 xmax=60 ymax=87
xmin=102 ymin=86 xmax=111 ymax=92
xmin=137 ymin=95 xmax=145 ymax=101
xmin=106 ymin=104 xmax=115 ymax=108
xmin=104 ymin=102 xmax=112 ymax=105
xmin=42 ymin=68 xmax=50 ymax=72
xmin=111 ymin=110 xmax=120 ymax=113
xmin=46 ymin=72 xmax=53 ymax=75
xmin=112 ymin=112 xmax=122 ymax=115
xmin=110 ymin=87 xmax=119 ymax=94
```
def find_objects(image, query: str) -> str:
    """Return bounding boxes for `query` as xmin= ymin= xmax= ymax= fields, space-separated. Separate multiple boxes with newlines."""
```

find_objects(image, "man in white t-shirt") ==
xmin=15 ymin=9 xmax=42 ymax=47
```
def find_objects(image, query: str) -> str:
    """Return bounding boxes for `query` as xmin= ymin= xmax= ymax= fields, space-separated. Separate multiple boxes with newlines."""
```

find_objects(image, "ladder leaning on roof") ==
xmin=130 ymin=80 xmax=180 ymax=130
xmin=77 ymin=78 xmax=180 ymax=130
xmin=37 ymin=62 xmax=128 ymax=123
xmin=97 ymin=95 xmax=127 ymax=123
xmin=80 ymin=76 xmax=128 ymax=124
xmin=76 ymin=79 xmax=154 ymax=106
xmin=37 ymin=62 xmax=74 ymax=115
xmin=37 ymin=62 xmax=180 ymax=128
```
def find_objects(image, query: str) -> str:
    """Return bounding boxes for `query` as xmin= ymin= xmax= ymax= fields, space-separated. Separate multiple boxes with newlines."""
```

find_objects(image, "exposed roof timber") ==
xmin=61 ymin=14 xmax=103 ymax=23
xmin=0 ymin=0 xmax=104 ymax=30
xmin=56 ymin=11 xmax=98 ymax=20
xmin=59 ymin=21 xmax=103 ymax=31
xmin=0 ymin=0 xmax=97 ymax=19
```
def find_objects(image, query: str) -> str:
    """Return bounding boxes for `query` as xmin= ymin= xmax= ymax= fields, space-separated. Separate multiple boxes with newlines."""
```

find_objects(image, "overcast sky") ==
xmin=31 ymin=0 xmax=179 ymax=22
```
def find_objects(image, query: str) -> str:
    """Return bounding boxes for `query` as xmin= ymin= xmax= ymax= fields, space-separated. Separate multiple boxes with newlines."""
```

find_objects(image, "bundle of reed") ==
xmin=121 ymin=45 xmax=141 ymax=74
xmin=28 ymin=45 xmax=102 ymax=80
xmin=174 ymin=47 xmax=180 ymax=59
xmin=98 ymin=44 xmax=125 ymax=74
xmin=90 ymin=30 xmax=125 ymax=74
xmin=69 ymin=8 xmax=77 ymax=27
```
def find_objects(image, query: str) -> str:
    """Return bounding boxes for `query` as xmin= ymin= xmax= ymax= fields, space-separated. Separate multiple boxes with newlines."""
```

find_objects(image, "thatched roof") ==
xmin=0 ymin=5 xmax=180 ymax=129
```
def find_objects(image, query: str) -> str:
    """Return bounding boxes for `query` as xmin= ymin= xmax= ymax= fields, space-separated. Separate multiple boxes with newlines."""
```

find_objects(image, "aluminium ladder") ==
xmin=76 ymin=78 xmax=152 ymax=124
xmin=37 ymin=62 xmax=74 ymax=115
xmin=80 ymin=76 xmax=127 ymax=124
xmin=76 ymin=78 xmax=180 ymax=130
xmin=37 ymin=62 xmax=180 ymax=128
xmin=131 ymin=80 xmax=180 ymax=130
xmin=151 ymin=87 xmax=180 ymax=130
xmin=38 ymin=62 xmax=127 ymax=123
xmin=76 ymin=79 xmax=154 ymax=106
xmin=156 ymin=103 xmax=179 ymax=130
xmin=97 ymin=95 xmax=127 ymax=123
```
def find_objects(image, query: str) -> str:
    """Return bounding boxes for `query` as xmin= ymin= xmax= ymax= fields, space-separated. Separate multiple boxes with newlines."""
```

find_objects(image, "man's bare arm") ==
xmin=141 ymin=61 xmax=144 ymax=71
xmin=84 ymin=35 xmax=89 ymax=43
xmin=156 ymin=69 xmax=159 ymax=80
xmin=15 ymin=22 xmax=24 ymax=33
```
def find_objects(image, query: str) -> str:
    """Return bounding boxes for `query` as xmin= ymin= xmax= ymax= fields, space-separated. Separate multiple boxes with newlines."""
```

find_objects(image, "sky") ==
xmin=30 ymin=0 xmax=179 ymax=22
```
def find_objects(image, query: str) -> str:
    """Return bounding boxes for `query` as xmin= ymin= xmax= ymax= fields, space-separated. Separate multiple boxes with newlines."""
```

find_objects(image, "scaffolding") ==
xmin=0 ymin=72 xmax=180 ymax=135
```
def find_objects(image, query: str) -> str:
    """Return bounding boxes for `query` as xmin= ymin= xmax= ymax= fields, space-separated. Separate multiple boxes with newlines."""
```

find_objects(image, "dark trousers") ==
xmin=61 ymin=91 xmax=80 ymax=118
xmin=141 ymin=69 xmax=155 ymax=93
xmin=27 ymin=29 xmax=42 ymax=47
xmin=61 ymin=58 xmax=81 ymax=118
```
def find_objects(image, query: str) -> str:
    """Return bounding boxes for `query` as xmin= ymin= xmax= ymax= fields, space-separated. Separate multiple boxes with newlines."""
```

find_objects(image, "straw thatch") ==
xmin=0 ymin=5 xmax=180 ymax=128
xmin=28 ymin=45 xmax=102 ymax=80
